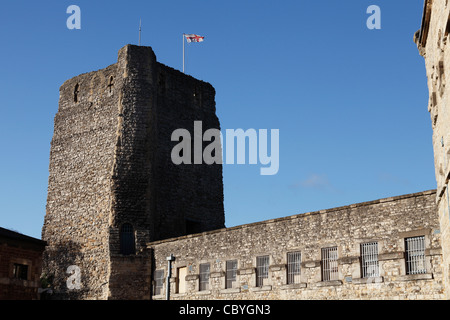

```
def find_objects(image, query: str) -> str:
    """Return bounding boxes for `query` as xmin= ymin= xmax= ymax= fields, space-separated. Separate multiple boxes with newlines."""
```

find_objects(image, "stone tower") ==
xmin=41 ymin=45 xmax=225 ymax=299
xmin=415 ymin=0 xmax=450 ymax=299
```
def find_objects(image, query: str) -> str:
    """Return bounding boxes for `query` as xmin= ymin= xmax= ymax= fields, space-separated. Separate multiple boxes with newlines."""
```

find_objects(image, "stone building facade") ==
xmin=42 ymin=30 xmax=448 ymax=298
xmin=0 ymin=227 xmax=47 ymax=300
xmin=415 ymin=0 xmax=450 ymax=299
xmin=150 ymin=190 xmax=444 ymax=300
xmin=41 ymin=45 xmax=225 ymax=299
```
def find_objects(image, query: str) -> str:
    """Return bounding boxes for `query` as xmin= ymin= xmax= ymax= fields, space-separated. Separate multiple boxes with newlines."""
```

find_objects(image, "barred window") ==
xmin=321 ymin=247 xmax=338 ymax=281
xmin=153 ymin=269 xmax=164 ymax=296
xmin=119 ymin=223 xmax=135 ymax=255
xmin=256 ymin=255 xmax=269 ymax=287
xmin=405 ymin=236 xmax=426 ymax=275
xmin=225 ymin=260 xmax=238 ymax=289
xmin=287 ymin=252 xmax=301 ymax=284
xmin=199 ymin=263 xmax=210 ymax=291
xmin=361 ymin=242 xmax=379 ymax=278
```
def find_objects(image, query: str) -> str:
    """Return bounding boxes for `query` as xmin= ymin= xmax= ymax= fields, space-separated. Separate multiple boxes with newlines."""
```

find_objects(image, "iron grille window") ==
xmin=13 ymin=263 xmax=28 ymax=280
xmin=361 ymin=242 xmax=379 ymax=278
xmin=226 ymin=260 xmax=238 ymax=289
xmin=256 ymin=255 xmax=269 ymax=287
xmin=321 ymin=247 xmax=338 ymax=281
xmin=199 ymin=263 xmax=210 ymax=291
xmin=287 ymin=252 xmax=301 ymax=284
xmin=405 ymin=236 xmax=426 ymax=275
xmin=154 ymin=270 xmax=164 ymax=296
xmin=120 ymin=223 xmax=135 ymax=255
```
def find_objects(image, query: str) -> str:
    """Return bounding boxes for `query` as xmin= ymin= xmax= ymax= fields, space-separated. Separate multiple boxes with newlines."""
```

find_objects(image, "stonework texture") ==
xmin=41 ymin=36 xmax=448 ymax=300
xmin=41 ymin=45 xmax=225 ymax=299
xmin=416 ymin=0 xmax=450 ymax=299
xmin=150 ymin=190 xmax=445 ymax=300
xmin=0 ymin=228 xmax=46 ymax=300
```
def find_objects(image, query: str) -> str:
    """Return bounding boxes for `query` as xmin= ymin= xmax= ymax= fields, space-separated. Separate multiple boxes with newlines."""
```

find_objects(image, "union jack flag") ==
xmin=184 ymin=34 xmax=205 ymax=43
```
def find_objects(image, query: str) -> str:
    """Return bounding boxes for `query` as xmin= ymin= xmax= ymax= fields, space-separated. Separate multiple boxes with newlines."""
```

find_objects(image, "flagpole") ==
xmin=139 ymin=19 xmax=142 ymax=46
xmin=182 ymin=33 xmax=185 ymax=73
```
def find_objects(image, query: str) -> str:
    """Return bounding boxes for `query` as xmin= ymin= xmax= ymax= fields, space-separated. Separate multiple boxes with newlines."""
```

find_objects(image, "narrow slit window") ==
xmin=439 ymin=61 xmax=446 ymax=96
xmin=119 ymin=223 xmax=135 ymax=255
xmin=225 ymin=260 xmax=238 ymax=289
xmin=153 ymin=270 xmax=164 ymax=296
xmin=199 ymin=263 xmax=210 ymax=291
xmin=107 ymin=76 xmax=114 ymax=93
xmin=74 ymin=83 xmax=80 ymax=103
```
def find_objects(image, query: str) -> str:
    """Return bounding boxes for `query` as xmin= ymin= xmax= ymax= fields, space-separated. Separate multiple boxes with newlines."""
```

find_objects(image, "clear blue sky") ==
xmin=0 ymin=1 xmax=435 ymax=240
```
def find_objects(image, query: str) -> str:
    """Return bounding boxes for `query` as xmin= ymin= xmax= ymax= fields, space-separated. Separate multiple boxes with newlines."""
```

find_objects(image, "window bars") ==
xmin=119 ymin=223 xmax=135 ymax=255
xmin=321 ymin=247 xmax=338 ymax=281
xmin=405 ymin=236 xmax=426 ymax=275
xmin=199 ymin=263 xmax=210 ymax=291
xmin=287 ymin=252 xmax=301 ymax=284
xmin=256 ymin=256 xmax=269 ymax=287
xmin=226 ymin=260 xmax=238 ymax=289
xmin=361 ymin=242 xmax=379 ymax=278
xmin=154 ymin=270 xmax=164 ymax=296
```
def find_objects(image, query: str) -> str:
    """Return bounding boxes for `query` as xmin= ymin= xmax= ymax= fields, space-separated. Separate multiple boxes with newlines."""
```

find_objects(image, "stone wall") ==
xmin=416 ymin=0 xmax=450 ymax=299
xmin=0 ymin=229 xmax=46 ymax=300
xmin=42 ymin=45 xmax=225 ymax=299
xmin=150 ymin=190 xmax=445 ymax=300
xmin=42 ymin=60 xmax=120 ymax=299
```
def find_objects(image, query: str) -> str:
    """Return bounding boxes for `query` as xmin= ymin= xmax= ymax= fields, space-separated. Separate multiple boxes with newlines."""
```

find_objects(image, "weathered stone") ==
xmin=150 ymin=190 xmax=445 ymax=300
xmin=41 ymin=44 xmax=225 ymax=300
xmin=415 ymin=0 xmax=450 ymax=299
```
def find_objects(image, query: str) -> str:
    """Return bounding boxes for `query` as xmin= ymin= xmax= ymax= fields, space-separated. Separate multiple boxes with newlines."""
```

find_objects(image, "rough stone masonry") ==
xmin=41 ymin=45 xmax=225 ymax=299
xmin=42 ymin=42 xmax=446 ymax=300
xmin=415 ymin=0 xmax=450 ymax=299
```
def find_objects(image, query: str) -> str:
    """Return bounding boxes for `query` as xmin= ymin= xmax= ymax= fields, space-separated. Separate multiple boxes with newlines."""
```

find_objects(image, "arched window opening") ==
xmin=120 ymin=223 xmax=135 ymax=255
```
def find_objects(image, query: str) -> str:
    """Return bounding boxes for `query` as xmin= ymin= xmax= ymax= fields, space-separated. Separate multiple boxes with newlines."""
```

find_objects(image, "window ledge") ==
xmin=152 ymin=294 xmax=165 ymax=300
xmin=196 ymin=290 xmax=211 ymax=295
xmin=312 ymin=280 xmax=342 ymax=287
xmin=250 ymin=285 xmax=272 ymax=292
xmin=280 ymin=283 xmax=307 ymax=290
xmin=171 ymin=292 xmax=187 ymax=297
xmin=220 ymin=288 xmax=241 ymax=294
xmin=352 ymin=277 xmax=384 ymax=284
xmin=395 ymin=273 xmax=433 ymax=282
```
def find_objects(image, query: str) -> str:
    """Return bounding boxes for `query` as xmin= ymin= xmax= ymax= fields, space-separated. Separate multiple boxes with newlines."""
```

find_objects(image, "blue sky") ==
xmin=0 ymin=1 xmax=435 ymax=239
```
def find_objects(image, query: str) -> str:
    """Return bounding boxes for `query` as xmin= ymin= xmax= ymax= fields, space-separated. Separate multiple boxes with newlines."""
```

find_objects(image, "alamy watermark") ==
xmin=367 ymin=5 xmax=381 ymax=30
xmin=66 ymin=265 xmax=81 ymax=290
xmin=171 ymin=121 xmax=279 ymax=176
xmin=66 ymin=5 xmax=81 ymax=30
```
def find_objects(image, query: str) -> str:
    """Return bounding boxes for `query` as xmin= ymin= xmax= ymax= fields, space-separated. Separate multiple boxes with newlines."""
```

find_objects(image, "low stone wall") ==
xmin=149 ymin=190 xmax=445 ymax=300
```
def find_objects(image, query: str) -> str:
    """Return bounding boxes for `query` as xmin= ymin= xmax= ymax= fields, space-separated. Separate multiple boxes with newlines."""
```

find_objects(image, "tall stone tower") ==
xmin=415 ymin=0 xmax=450 ymax=299
xmin=41 ymin=45 xmax=225 ymax=299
